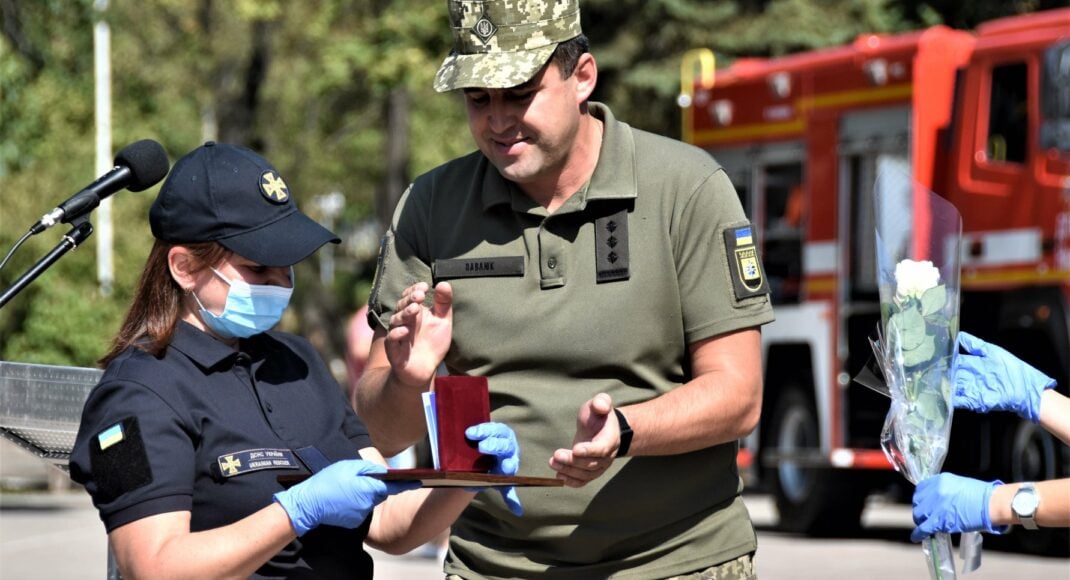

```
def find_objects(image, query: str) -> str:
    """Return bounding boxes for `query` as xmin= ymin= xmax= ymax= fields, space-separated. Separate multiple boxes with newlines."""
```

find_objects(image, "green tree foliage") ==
xmin=0 ymin=0 xmax=1055 ymax=367
xmin=899 ymin=0 xmax=1068 ymax=30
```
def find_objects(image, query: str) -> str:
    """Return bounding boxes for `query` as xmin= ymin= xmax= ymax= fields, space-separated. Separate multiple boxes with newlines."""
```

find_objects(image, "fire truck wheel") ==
xmin=1007 ymin=418 xmax=1058 ymax=482
xmin=769 ymin=388 xmax=866 ymax=536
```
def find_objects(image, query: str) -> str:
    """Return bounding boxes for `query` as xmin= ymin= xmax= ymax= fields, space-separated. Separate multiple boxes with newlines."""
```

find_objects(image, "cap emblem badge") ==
xmin=473 ymin=17 xmax=497 ymax=43
xmin=259 ymin=171 xmax=289 ymax=204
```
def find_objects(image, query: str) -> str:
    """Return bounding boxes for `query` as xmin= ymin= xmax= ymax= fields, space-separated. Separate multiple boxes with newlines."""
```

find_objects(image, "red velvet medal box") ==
xmin=432 ymin=375 xmax=496 ymax=472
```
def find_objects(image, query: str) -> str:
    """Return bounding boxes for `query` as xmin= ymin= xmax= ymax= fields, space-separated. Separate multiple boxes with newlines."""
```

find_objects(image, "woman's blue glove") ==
xmin=465 ymin=422 xmax=524 ymax=516
xmin=911 ymin=473 xmax=1006 ymax=542
xmin=273 ymin=459 xmax=418 ymax=536
xmin=955 ymin=331 xmax=1056 ymax=423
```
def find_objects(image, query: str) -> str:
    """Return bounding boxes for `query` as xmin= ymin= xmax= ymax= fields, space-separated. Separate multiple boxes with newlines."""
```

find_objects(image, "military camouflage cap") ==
xmin=434 ymin=0 xmax=583 ymax=92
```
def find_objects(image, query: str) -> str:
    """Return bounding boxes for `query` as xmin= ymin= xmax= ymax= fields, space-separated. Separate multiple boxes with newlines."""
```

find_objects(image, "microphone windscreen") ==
xmin=114 ymin=140 xmax=170 ymax=192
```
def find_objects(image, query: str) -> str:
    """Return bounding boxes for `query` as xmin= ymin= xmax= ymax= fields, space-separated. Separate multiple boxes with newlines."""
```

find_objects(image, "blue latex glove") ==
xmin=911 ymin=473 xmax=1006 ymax=542
xmin=273 ymin=459 xmax=418 ymax=536
xmin=955 ymin=331 xmax=1056 ymax=423
xmin=465 ymin=422 xmax=524 ymax=516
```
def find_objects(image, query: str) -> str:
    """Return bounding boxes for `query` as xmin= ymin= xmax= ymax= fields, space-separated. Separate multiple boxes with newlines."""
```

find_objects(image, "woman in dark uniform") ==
xmin=69 ymin=142 xmax=521 ymax=579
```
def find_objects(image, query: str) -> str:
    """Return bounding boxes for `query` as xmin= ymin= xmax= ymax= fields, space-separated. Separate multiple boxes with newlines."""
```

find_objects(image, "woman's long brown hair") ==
xmin=99 ymin=240 xmax=227 ymax=367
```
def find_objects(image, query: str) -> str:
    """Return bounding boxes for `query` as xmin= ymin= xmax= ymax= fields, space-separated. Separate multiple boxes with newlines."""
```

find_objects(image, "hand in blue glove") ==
xmin=911 ymin=473 xmax=1006 ymax=542
xmin=955 ymin=331 xmax=1056 ymax=423
xmin=273 ymin=459 xmax=419 ymax=536
xmin=465 ymin=422 xmax=524 ymax=516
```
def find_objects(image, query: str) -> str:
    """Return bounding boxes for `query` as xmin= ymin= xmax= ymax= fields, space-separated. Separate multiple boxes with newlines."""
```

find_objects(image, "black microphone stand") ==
xmin=0 ymin=217 xmax=94 ymax=309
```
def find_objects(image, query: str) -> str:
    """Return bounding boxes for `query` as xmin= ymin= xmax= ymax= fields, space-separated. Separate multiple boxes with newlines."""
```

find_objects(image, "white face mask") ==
xmin=192 ymin=268 xmax=294 ymax=339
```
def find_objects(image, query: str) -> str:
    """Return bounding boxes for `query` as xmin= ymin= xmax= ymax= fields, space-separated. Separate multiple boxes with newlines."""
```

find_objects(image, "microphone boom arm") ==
xmin=0 ymin=218 xmax=94 ymax=309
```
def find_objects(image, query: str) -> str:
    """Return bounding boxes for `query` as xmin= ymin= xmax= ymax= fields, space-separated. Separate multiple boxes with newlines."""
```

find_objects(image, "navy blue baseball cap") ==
xmin=149 ymin=142 xmax=340 ymax=267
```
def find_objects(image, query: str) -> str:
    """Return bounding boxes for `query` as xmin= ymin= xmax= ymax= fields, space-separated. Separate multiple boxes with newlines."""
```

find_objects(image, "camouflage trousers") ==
xmin=665 ymin=553 xmax=756 ymax=580
xmin=443 ymin=553 xmax=756 ymax=580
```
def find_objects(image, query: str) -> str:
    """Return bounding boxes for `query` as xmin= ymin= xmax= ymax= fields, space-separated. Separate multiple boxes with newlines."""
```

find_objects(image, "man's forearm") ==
xmin=354 ymin=366 xmax=430 ymax=456
xmin=621 ymin=373 xmax=761 ymax=456
xmin=619 ymin=329 xmax=763 ymax=456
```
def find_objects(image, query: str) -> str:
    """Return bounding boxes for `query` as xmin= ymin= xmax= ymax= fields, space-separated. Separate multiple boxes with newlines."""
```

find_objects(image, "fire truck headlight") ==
xmin=710 ymin=100 xmax=733 ymax=126
xmin=865 ymin=59 xmax=889 ymax=86
xmin=768 ymin=71 xmax=792 ymax=98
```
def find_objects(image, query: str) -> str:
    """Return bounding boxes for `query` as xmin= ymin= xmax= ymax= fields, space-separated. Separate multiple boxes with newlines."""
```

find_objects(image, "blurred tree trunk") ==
xmin=192 ymin=0 xmax=269 ymax=149
xmin=0 ymin=0 xmax=45 ymax=75
xmin=197 ymin=0 xmax=218 ymax=142
xmin=218 ymin=20 xmax=270 ymax=150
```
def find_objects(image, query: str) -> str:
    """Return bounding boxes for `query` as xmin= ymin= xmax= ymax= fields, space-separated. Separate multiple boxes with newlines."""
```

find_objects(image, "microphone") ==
xmin=32 ymin=139 xmax=170 ymax=234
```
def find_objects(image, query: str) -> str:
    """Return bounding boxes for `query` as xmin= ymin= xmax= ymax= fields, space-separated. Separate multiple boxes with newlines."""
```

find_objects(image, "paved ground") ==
xmin=2 ymin=487 xmax=1067 ymax=579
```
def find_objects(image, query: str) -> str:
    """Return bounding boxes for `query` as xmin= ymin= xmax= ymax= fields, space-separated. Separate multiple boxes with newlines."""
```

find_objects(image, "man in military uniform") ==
xmin=355 ymin=1 xmax=774 ymax=578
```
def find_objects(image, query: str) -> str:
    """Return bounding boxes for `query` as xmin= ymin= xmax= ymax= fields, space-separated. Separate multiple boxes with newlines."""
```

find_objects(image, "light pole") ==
xmin=313 ymin=192 xmax=345 ymax=285
xmin=93 ymin=0 xmax=113 ymax=296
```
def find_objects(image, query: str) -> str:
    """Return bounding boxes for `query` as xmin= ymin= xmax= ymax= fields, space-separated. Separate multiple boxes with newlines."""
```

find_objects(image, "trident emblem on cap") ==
xmin=473 ymin=17 xmax=496 ymax=43
xmin=259 ymin=171 xmax=289 ymax=204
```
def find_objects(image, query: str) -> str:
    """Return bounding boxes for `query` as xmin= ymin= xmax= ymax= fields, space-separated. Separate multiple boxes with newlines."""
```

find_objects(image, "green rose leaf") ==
xmin=920 ymin=284 xmax=946 ymax=316
xmin=905 ymin=412 xmax=928 ymax=432
xmin=915 ymin=390 xmax=948 ymax=427
xmin=926 ymin=315 xmax=950 ymax=328
xmin=902 ymin=335 xmax=936 ymax=367
xmin=891 ymin=308 xmax=927 ymax=350
xmin=908 ymin=436 xmax=922 ymax=456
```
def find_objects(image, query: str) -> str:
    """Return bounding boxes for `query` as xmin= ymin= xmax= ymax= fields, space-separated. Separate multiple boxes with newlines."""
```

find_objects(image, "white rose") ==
xmin=894 ymin=259 xmax=940 ymax=301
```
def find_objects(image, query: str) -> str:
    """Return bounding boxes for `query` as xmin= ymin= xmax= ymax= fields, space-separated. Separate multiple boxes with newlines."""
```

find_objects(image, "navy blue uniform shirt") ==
xmin=70 ymin=321 xmax=375 ymax=578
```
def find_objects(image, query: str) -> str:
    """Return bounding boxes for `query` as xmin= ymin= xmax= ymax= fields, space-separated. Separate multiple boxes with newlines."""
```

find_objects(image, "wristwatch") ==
xmin=614 ymin=408 xmax=633 ymax=458
xmin=1011 ymin=482 xmax=1040 ymax=530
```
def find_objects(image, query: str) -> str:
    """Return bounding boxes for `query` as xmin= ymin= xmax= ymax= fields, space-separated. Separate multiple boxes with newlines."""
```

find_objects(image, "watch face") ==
xmin=1012 ymin=487 xmax=1039 ymax=515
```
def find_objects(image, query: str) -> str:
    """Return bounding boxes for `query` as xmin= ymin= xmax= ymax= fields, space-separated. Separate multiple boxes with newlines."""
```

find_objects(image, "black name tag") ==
xmin=217 ymin=448 xmax=299 ymax=478
xmin=434 ymin=257 xmax=525 ymax=280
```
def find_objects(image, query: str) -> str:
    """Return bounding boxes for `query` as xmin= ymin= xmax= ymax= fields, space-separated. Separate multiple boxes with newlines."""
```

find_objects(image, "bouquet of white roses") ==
xmin=870 ymin=166 xmax=976 ymax=579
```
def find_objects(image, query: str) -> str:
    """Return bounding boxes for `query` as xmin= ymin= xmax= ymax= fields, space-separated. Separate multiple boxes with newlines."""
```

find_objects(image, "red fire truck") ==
xmin=680 ymin=9 xmax=1070 ymax=550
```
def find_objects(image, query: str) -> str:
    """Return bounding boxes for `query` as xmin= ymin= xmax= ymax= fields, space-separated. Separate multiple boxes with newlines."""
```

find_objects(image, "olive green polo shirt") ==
xmin=369 ymin=103 xmax=774 ymax=579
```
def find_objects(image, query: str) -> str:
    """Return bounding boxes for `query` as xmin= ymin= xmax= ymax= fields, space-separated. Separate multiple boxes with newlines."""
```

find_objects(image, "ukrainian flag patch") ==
xmin=735 ymin=227 xmax=753 ymax=246
xmin=98 ymin=423 xmax=125 ymax=451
